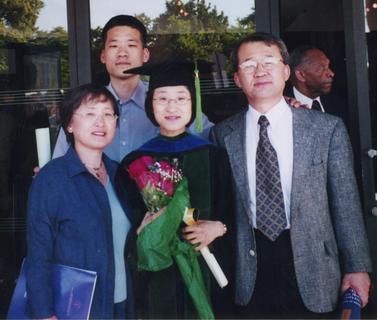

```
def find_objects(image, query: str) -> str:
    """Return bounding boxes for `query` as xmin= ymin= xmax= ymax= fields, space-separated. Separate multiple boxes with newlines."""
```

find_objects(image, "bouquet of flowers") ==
xmin=127 ymin=155 xmax=215 ymax=319
xmin=128 ymin=156 xmax=183 ymax=213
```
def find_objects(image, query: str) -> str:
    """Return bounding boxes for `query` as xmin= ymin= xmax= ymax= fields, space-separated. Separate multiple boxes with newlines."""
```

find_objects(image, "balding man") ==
xmin=286 ymin=45 xmax=348 ymax=123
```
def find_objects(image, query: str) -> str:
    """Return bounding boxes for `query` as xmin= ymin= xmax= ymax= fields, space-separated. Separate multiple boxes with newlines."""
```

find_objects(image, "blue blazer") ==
xmin=26 ymin=147 xmax=133 ymax=319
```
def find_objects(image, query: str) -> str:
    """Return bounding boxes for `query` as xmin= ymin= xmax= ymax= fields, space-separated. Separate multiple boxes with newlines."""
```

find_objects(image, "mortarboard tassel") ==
xmin=194 ymin=60 xmax=203 ymax=133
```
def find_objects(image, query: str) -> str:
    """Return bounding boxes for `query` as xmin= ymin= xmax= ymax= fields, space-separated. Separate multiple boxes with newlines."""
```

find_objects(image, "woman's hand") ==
xmin=284 ymin=96 xmax=309 ymax=109
xmin=33 ymin=166 xmax=40 ymax=178
xmin=136 ymin=207 xmax=166 ymax=235
xmin=182 ymin=220 xmax=225 ymax=250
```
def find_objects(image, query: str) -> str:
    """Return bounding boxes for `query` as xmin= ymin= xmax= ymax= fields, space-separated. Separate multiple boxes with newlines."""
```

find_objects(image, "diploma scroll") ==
xmin=183 ymin=208 xmax=229 ymax=288
xmin=35 ymin=128 xmax=51 ymax=168
xmin=200 ymin=246 xmax=228 ymax=288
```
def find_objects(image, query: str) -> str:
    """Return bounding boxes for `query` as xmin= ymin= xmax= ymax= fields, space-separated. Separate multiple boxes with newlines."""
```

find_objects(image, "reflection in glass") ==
xmin=0 ymin=1 xmax=69 ymax=316
xmin=365 ymin=0 xmax=377 ymax=198
xmin=90 ymin=0 xmax=255 ymax=122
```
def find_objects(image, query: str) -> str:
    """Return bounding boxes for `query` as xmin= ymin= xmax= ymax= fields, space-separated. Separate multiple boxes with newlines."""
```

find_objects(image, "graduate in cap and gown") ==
xmin=115 ymin=60 xmax=234 ymax=319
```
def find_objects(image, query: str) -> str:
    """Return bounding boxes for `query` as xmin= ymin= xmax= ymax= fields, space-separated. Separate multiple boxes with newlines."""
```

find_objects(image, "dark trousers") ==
xmin=114 ymin=299 xmax=127 ymax=319
xmin=236 ymin=229 xmax=336 ymax=319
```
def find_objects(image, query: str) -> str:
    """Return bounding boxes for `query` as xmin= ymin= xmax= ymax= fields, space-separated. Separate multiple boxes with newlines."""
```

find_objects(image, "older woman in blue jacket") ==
xmin=26 ymin=84 xmax=132 ymax=319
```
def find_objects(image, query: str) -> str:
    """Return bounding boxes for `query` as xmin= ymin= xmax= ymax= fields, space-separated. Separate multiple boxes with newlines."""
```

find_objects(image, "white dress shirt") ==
xmin=293 ymin=86 xmax=324 ymax=112
xmin=246 ymin=97 xmax=293 ymax=228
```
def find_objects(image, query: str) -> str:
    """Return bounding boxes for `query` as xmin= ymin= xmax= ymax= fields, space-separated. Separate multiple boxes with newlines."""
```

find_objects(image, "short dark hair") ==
xmin=145 ymin=86 xmax=196 ymax=128
xmin=60 ymin=84 xmax=118 ymax=145
xmin=102 ymin=15 xmax=147 ymax=46
xmin=289 ymin=44 xmax=319 ymax=70
xmin=231 ymin=32 xmax=290 ymax=72
xmin=289 ymin=45 xmax=319 ymax=82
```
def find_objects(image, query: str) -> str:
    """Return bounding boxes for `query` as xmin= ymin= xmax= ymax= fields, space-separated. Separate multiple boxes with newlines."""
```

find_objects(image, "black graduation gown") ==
xmin=115 ymin=132 xmax=234 ymax=319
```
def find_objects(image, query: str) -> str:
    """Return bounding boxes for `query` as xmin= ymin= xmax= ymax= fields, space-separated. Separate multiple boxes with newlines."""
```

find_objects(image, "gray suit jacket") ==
xmin=210 ymin=106 xmax=372 ymax=313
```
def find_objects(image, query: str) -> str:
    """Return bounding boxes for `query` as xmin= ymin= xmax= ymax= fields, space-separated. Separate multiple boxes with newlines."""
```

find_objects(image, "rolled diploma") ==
xmin=200 ymin=246 xmax=228 ymax=288
xmin=35 ymin=128 xmax=51 ymax=168
xmin=183 ymin=208 xmax=228 ymax=288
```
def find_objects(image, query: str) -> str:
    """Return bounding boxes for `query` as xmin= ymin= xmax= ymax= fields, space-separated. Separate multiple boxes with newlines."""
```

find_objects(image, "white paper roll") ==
xmin=200 ymin=246 xmax=228 ymax=288
xmin=35 ymin=127 xmax=51 ymax=168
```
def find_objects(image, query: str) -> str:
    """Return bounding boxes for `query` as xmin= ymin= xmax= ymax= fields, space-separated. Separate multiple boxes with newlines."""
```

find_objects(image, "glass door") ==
xmin=366 ymin=0 xmax=377 ymax=212
xmin=0 ymin=1 xmax=69 ymax=316
xmin=89 ymin=0 xmax=256 ymax=123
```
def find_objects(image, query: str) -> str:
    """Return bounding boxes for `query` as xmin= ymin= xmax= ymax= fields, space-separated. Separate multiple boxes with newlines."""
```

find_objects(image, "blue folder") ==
xmin=7 ymin=260 xmax=97 ymax=319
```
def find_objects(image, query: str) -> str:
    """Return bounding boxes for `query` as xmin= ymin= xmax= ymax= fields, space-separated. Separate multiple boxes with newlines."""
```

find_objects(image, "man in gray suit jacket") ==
xmin=210 ymin=32 xmax=371 ymax=318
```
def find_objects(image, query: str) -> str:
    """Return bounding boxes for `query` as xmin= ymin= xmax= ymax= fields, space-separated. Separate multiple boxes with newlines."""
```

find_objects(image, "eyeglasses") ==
xmin=239 ymin=57 xmax=283 ymax=75
xmin=73 ymin=112 xmax=118 ymax=122
xmin=153 ymin=97 xmax=191 ymax=106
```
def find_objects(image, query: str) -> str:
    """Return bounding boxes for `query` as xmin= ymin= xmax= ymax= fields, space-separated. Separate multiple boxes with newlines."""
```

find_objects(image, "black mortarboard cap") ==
xmin=124 ymin=59 xmax=211 ymax=91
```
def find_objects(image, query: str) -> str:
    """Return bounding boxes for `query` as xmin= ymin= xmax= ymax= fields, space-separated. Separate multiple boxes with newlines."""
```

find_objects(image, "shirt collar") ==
xmin=64 ymin=146 xmax=87 ymax=177
xmin=63 ymin=146 xmax=116 ymax=179
xmin=247 ymin=97 xmax=289 ymax=129
xmin=106 ymin=80 xmax=148 ymax=110
xmin=293 ymin=86 xmax=322 ymax=108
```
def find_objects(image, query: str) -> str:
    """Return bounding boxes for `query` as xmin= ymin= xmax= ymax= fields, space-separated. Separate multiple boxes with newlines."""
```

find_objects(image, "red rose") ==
xmin=141 ymin=156 xmax=154 ymax=167
xmin=160 ymin=179 xmax=174 ymax=196
xmin=126 ymin=156 xmax=182 ymax=212
xmin=128 ymin=158 xmax=147 ymax=179
xmin=159 ymin=160 xmax=173 ymax=175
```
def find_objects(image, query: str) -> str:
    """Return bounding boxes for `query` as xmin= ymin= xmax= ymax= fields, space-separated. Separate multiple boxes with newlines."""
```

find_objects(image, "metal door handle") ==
xmin=367 ymin=149 xmax=377 ymax=159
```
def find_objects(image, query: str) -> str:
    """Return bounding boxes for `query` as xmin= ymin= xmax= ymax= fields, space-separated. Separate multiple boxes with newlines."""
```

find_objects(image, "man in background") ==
xmin=286 ymin=45 xmax=348 ymax=124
